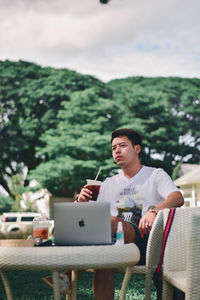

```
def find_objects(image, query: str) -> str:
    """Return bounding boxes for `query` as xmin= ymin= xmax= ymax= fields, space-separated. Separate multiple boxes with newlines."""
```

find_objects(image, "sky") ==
xmin=0 ymin=0 xmax=200 ymax=82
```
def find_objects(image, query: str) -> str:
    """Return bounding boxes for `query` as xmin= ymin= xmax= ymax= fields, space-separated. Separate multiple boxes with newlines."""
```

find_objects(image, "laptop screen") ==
xmin=53 ymin=202 xmax=112 ymax=246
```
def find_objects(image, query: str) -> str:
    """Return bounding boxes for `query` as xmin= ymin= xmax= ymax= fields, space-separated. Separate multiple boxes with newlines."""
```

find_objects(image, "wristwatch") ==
xmin=148 ymin=205 xmax=158 ymax=214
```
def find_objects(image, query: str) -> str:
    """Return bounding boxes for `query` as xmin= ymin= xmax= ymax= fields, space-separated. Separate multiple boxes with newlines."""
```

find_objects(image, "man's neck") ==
xmin=122 ymin=163 xmax=143 ymax=179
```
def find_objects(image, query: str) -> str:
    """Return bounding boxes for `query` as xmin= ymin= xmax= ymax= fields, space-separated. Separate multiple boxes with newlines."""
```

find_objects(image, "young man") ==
xmin=77 ymin=128 xmax=184 ymax=300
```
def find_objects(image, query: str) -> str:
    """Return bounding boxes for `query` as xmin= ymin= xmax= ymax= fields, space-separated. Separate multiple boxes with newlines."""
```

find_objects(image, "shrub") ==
xmin=0 ymin=194 xmax=14 ymax=214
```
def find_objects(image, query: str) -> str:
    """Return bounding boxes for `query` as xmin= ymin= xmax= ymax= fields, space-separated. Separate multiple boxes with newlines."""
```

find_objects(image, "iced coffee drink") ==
xmin=86 ymin=179 xmax=102 ymax=201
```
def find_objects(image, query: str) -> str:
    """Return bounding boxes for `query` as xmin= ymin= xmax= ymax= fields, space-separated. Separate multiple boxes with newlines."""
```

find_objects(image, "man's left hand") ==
xmin=138 ymin=211 xmax=157 ymax=236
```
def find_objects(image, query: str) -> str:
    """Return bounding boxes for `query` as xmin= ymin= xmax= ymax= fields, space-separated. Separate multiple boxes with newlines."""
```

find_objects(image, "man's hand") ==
xmin=77 ymin=185 xmax=92 ymax=202
xmin=138 ymin=211 xmax=157 ymax=237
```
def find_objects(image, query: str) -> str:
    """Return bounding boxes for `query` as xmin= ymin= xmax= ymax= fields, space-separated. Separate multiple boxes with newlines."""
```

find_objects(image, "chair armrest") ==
xmin=146 ymin=210 xmax=164 ymax=271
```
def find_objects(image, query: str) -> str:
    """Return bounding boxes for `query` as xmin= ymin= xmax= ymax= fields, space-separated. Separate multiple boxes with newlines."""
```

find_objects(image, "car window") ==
xmin=21 ymin=216 xmax=35 ymax=222
xmin=4 ymin=217 xmax=17 ymax=222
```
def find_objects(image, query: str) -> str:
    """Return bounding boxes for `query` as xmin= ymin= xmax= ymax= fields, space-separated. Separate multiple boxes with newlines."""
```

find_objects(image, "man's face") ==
xmin=111 ymin=136 xmax=141 ymax=168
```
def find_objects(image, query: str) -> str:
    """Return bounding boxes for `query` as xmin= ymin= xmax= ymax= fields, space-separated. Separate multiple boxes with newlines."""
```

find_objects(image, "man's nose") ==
xmin=115 ymin=146 xmax=121 ymax=153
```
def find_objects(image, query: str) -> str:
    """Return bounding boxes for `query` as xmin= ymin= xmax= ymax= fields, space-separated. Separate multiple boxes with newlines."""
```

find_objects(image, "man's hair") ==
xmin=111 ymin=128 xmax=142 ymax=148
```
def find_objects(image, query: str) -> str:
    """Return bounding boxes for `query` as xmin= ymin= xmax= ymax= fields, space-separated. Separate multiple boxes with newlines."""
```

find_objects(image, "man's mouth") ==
xmin=115 ymin=156 xmax=123 ymax=161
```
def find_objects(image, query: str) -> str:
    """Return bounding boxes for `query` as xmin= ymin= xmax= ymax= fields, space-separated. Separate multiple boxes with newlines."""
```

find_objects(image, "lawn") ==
xmin=0 ymin=270 xmax=157 ymax=299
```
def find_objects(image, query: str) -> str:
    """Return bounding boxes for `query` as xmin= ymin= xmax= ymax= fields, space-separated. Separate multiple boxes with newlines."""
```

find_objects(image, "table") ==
xmin=0 ymin=243 xmax=140 ymax=300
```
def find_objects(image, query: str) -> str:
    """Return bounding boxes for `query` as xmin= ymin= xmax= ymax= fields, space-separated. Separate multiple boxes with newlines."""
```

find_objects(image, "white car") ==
xmin=0 ymin=212 xmax=54 ymax=239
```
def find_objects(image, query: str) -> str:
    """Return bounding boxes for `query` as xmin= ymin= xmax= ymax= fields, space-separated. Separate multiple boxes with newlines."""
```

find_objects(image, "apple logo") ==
xmin=79 ymin=219 xmax=85 ymax=227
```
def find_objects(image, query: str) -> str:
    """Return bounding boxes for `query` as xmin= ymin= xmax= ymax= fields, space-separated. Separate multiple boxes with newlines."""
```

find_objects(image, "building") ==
xmin=174 ymin=164 xmax=200 ymax=207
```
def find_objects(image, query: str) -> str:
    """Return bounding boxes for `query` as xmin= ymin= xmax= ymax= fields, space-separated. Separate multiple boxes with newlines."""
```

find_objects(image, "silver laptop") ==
xmin=53 ymin=202 xmax=112 ymax=246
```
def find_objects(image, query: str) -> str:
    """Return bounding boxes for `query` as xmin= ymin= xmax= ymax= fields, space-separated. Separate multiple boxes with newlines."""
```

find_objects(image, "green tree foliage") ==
xmin=108 ymin=76 xmax=200 ymax=173
xmin=8 ymin=174 xmax=25 ymax=211
xmin=29 ymin=87 xmax=122 ymax=196
xmin=0 ymin=194 xmax=14 ymax=213
xmin=0 ymin=60 xmax=110 ymax=196
xmin=1 ymin=60 xmax=200 ymax=198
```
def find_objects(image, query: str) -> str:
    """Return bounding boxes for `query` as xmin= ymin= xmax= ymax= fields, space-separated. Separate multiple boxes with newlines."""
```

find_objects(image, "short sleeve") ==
xmin=156 ymin=168 xmax=180 ymax=199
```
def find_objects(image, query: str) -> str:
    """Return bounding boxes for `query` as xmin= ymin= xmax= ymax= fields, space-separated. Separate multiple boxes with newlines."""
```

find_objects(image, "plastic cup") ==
xmin=33 ymin=216 xmax=49 ymax=243
xmin=86 ymin=179 xmax=102 ymax=201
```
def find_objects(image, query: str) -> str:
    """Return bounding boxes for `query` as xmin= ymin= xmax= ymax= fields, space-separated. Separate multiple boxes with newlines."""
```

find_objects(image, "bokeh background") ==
xmin=0 ymin=0 xmax=200 ymax=212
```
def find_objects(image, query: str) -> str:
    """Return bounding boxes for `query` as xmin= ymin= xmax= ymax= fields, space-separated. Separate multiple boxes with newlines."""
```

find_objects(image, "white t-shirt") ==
xmin=97 ymin=166 xmax=179 ymax=217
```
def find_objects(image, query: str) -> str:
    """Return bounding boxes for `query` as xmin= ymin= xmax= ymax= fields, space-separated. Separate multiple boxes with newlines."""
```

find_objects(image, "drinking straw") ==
xmin=95 ymin=167 xmax=102 ymax=180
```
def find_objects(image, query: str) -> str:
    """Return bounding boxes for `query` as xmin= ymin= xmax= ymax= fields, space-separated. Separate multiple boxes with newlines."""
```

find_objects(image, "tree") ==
xmin=108 ymin=76 xmax=200 ymax=173
xmin=1 ymin=60 xmax=200 ymax=199
xmin=0 ymin=60 xmax=111 ymax=196
xmin=29 ymin=87 xmax=122 ymax=196
xmin=0 ymin=194 xmax=13 ymax=214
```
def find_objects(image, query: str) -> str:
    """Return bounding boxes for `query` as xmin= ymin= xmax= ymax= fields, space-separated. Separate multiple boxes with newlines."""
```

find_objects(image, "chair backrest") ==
xmin=163 ymin=207 xmax=200 ymax=272
xmin=145 ymin=209 xmax=164 ymax=270
xmin=187 ymin=210 xmax=200 ymax=297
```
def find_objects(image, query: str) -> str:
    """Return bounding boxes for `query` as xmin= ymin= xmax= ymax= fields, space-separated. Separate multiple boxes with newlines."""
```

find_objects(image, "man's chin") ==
xmin=116 ymin=161 xmax=124 ymax=167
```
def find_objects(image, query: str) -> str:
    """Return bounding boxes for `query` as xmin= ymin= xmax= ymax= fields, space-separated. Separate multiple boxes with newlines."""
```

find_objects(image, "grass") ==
xmin=0 ymin=270 xmax=157 ymax=299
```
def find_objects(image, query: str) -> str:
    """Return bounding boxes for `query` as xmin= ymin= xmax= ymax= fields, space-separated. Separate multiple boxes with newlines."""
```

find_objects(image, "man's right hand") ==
xmin=77 ymin=185 xmax=92 ymax=202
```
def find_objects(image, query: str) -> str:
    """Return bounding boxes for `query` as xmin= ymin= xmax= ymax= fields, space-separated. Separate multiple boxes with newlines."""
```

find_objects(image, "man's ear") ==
xmin=134 ymin=144 xmax=141 ymax=154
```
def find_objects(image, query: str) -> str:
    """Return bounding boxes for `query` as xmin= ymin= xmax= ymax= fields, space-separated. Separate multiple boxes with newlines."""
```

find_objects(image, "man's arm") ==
xmin=155 ymin=191 xmax=184 ymax=211
xmin=139 ymin=191 xmax=184 ymax=236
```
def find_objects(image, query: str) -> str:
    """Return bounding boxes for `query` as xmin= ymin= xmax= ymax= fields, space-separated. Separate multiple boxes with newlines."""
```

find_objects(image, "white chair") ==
xmin=70 ymin=210 xmax=164 ymax=300
xmin=162 ymin=207 xmax=200 ymax=300
xmin=102 ymin=210 xmax=164 ymax=300
xmin=131 ymin=209 xmax=164 ymax=300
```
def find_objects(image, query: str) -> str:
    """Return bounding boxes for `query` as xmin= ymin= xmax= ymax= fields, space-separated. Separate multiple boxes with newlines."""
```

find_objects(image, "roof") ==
xmin=178 ymin=163 xmax=200 ymax=177
xmin=174 ymin=165 xmax=200 ymax=186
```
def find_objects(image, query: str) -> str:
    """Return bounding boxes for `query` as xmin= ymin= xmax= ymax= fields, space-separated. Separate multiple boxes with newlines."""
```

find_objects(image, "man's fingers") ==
xmin=139 ymin=219 xmax=151 ymax=236
xmin=139 ymin=219 xmax=146 ymax=230
xmin=139 ymin=227 xmax=150 ymax=237
xmin=78 ymin=187 xmax=92 ymax=202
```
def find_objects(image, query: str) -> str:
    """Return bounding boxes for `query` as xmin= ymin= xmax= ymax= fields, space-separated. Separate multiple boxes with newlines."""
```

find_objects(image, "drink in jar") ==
xmin=86 ymin=179 xmax=102 ymax=201
xmin=33 ymin=216 xmax=49 ymax=244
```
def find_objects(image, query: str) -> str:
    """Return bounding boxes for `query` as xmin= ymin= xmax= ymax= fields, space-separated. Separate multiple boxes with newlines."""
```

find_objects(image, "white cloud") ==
xmin=0 ymin=0 xmax=200 ymax=81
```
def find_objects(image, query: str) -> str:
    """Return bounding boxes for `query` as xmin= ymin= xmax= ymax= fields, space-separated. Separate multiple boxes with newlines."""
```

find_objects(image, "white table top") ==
xmin=0 ymin=243 xmax=140 ymax=271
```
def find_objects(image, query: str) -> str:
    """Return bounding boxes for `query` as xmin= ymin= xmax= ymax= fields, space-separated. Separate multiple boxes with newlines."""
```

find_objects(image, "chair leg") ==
xmin=0 ymin=271 xmax=14 ymax=300
xmin=119 ymin=266 xmax=133 ymax=300
xmin=144 ymin=272 xmax=152 ymax=300
xmin=70 ymin=270 xmax=77 ymax=300
xmin=52 ymin=271 xmax=61 ymax=300
xmin=162 ymin=280 xmax=173 ymax=300
xmin=65 ymin=291 xmax=71 ymax=300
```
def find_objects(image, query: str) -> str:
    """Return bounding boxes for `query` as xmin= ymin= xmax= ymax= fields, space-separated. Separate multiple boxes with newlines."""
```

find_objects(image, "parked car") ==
xmin=0 ymin=212 xmax=54 ymax=239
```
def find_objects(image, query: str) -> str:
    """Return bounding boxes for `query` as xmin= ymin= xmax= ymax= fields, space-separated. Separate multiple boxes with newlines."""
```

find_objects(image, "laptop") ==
xmin=53 ymin=202 xmax=112 ymax=246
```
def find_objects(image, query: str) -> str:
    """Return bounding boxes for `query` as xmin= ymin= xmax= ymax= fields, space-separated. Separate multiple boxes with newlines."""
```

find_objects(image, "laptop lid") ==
xmin=53 ymin=202 xmax=112 ymax=246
